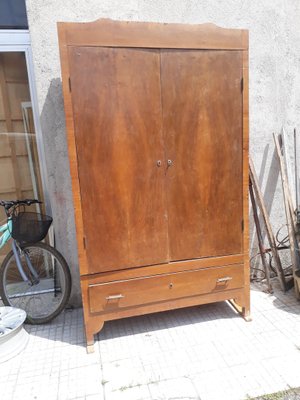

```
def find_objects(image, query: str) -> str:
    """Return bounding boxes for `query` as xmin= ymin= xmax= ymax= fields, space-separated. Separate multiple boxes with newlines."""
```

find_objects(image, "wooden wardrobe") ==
xmin=58 ymin=19 xmax=250 ymax=352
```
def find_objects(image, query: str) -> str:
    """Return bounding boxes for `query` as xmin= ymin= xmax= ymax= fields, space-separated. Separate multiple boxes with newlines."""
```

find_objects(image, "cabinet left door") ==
xmin=68 ymin=47 xmax=169 ymax=274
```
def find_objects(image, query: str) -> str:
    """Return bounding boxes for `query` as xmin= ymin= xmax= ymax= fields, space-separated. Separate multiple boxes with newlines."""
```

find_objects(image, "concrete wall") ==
xmin=25 ymin=0 xmax=300 ymax=305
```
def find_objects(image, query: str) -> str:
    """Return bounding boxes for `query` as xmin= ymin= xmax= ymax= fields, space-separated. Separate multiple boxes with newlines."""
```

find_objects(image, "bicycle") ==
xmin=0 ymin=199 xmax=71 ymax=324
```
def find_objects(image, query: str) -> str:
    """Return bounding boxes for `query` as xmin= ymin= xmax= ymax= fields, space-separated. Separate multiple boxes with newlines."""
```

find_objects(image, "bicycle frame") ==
xmin=0 ymin=219 xmax=12 ymax=249
xmin=0 ymin=218 xmax=39 ymax=284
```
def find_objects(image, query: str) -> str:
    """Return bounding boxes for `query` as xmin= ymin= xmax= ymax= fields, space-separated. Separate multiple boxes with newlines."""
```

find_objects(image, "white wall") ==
xmin=25 ymin=0 xmax=300 ymax=304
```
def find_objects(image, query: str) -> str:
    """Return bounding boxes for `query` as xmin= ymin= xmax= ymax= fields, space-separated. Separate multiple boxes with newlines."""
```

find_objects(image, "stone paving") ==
xmin=0 ymin=282 xmax=300 ymax=400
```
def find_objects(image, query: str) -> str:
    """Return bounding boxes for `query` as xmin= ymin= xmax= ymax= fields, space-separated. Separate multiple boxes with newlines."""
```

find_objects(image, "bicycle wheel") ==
xmin=0 ymin=242 xmax=71 ymax=324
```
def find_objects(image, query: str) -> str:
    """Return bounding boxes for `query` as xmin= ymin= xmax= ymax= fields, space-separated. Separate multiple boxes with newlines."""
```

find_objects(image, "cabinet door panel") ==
xmin=69 ymin=47 xmax=168 ymax=273
xmin=161 ymin=50 xmax=243 ymax=261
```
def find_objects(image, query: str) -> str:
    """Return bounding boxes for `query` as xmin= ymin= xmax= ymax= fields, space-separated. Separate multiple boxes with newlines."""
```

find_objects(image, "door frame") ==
xmin=0 ymin=29 xmax=51 ymax=215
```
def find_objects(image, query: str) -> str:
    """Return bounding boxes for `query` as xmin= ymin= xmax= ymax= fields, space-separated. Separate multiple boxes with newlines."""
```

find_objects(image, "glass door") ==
xmin=0 ymin=52 xmax=43 ymax=202
xmin=0 ymin=32 xmax=50 ymax=262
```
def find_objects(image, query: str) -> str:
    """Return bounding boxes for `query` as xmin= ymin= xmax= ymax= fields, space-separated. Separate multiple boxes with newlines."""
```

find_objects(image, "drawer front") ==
xmin=88 ymin=264 xmax=244 ymax=313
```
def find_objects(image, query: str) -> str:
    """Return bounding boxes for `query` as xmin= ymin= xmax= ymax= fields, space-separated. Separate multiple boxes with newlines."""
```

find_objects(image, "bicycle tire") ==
xmin=0 ymin=242 xmax=71 ymax=324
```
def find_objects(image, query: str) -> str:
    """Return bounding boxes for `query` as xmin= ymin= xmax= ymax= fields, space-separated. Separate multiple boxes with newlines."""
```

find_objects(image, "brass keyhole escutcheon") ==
xmin=169 ymin=283 xmax=173 ymax=289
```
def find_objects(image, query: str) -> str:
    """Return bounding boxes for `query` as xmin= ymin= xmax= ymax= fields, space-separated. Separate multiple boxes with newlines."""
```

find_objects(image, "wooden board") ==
xmin=161 ymin=50 xmax=243 ymax=261
xmin=249 ymin=157 xmax=286 ymax=290
xmin=82 ymin=254 xmax=244 ymax=283
xmin=61 ymin=19 xmax=247 ymax=50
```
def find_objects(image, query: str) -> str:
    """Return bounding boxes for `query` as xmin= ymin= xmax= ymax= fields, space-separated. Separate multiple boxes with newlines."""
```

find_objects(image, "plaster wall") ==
xmin=25 ymin=0 xmax=300 ymax=305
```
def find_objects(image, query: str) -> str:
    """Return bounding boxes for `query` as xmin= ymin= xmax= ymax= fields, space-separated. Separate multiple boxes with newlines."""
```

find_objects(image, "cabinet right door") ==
xmin=161 ymin=50 xmax=243 ymax=262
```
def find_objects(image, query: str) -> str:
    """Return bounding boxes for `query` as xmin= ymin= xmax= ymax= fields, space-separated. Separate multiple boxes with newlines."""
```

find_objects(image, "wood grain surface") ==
xmin=68 ymin=47 xmax=168 ymax=273
xmin=58 ymin=19 xmax=250 ymax=349
xmin=89 ymin=264 xmax=244 ymax=313
xmin=161 ymin=50 xmax=243 ymax=261
xmin=241 ymin=47 xmax=250 ymax=317
xmin=59 ymin=19 xmax=247 ymax=50
xmin=81 ymin=254 xmax=244 ymax=283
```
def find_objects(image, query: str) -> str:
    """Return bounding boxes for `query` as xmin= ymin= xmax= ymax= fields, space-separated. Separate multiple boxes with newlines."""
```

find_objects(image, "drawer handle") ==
xmin=105 ymin=294 xmax=124 ymax=300
xmin=216 ymin=276 xmax=233 ymax=283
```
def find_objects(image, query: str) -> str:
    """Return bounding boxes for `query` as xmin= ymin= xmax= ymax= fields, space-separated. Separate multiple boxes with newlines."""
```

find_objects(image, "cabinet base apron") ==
xmin=80 ymin=259 xmax=250 ymax=353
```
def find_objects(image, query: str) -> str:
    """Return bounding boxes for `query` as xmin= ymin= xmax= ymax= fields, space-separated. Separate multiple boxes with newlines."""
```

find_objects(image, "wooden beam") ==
xmin=249 ymin=157 xmax=287 ymax=291
xmin=274 ymin=133 xmax=300 ymax=298
xmin=276 ymin=133 xmax=296 ymax=223
xmin=249 ymin=179 xmax=273 ymax=292
xmin=281 ymin=127 xmax=296 ymax=211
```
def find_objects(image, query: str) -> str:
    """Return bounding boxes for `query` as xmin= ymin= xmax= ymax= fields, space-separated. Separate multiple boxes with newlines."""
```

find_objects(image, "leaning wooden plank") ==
xmin=249 ymin=179 xmax=273 ymax=292
xmin=249 ymin=157 xmax=287 ymax=291
xmin=281 ymin=127 xmax=296 ymax=212
xmin=277 ymin=133 xmax=296 ymax=224
xmin=274 ymin=133 xmax=299 ymax=267
xmin=279 ymin=132 xmax=300 ymax=248
xmin=274 ymin=133 xmax=300 ymax=297
xmin=294 ymin=128 xmax=300 ymax=223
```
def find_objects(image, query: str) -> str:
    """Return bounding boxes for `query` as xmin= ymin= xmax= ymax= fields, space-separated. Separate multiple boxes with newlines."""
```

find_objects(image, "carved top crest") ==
xmin=58 ymin=18 xmax=248 ymax=50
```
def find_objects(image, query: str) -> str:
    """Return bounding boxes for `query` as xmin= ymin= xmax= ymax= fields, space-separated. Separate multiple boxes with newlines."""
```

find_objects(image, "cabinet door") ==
xmin=68 ymin=47 xmax=168 ymax=273
xmin=161 ymin=50 xmax=243 ymax=261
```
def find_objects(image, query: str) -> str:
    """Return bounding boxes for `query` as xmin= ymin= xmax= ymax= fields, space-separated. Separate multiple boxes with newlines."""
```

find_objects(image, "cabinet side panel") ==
xmin=57 ymin=25 xmax=89 ymax=275
xmin=242 ymin=48 xmax=250 ymax=311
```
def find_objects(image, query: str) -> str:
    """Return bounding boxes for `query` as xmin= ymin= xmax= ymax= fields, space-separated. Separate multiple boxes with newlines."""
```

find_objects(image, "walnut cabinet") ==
xmin=58 ymin=19 xmax=250 ymax=352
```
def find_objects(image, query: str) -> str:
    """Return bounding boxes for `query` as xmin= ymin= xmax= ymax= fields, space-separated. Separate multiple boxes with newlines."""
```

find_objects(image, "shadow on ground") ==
xmin=97 ymin=300 xmax=240 ymax=341
xmin=23 ymin=299 xmax=240 ymax=347
xmin=251 ymin=279 xmax=300 ymax=315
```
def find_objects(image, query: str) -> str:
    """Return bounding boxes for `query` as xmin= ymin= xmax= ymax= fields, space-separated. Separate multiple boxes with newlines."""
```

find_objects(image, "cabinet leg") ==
xmin=229 ymin=296 xmax=251 ymax=322
xmin=241 ymin=305 xmax=252 ymax=322
xmin=86 ymin=343 xmax=95 ymax=354
xmin=85 ymin=319 xmax=105 ymax=353
xmin=86 ymin=331 xmax=95 ymax=354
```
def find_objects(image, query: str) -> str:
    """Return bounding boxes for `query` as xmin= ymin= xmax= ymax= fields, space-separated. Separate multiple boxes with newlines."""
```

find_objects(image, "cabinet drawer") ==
xmin=88 ymin=264 xmax=244 ymax=313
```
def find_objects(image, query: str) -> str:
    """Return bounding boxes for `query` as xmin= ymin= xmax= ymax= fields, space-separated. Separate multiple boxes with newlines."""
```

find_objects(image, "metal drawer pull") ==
xmin=216 ymin=276 xmax=233 ymax=283
xmin=105 ymin=294 xmax=124 ymax=300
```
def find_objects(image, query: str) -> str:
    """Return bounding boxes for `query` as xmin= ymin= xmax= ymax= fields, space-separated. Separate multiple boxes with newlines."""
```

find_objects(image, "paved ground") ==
xmin=0 ymin=282 xmax=300 ymax=400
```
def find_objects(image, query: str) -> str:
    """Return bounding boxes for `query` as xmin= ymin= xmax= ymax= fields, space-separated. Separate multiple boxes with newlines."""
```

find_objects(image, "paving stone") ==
xmin=148 ymin=377 xmax=199 ymax=399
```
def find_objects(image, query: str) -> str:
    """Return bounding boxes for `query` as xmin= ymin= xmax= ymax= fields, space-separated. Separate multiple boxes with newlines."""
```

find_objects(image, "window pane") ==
xmin=0 ymin=0 xmax=28 ymax=29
